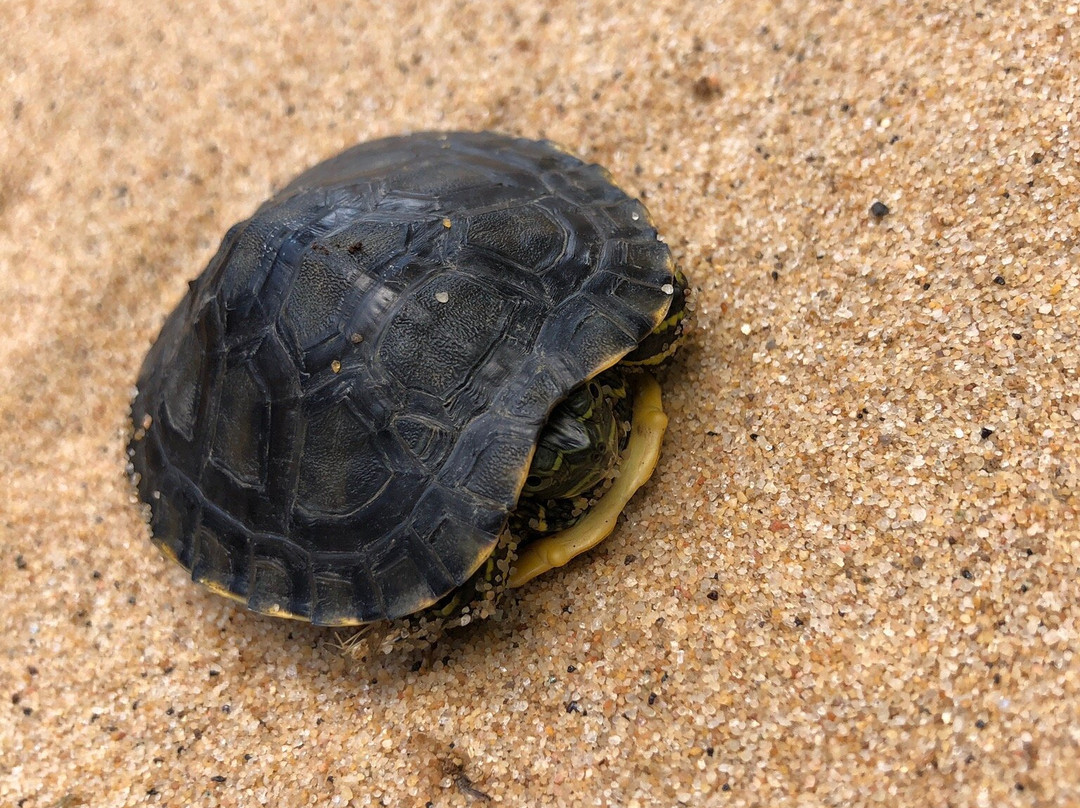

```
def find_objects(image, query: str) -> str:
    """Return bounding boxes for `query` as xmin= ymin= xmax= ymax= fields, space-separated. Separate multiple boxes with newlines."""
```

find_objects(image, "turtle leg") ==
xmin=620 ymin=267 xmax=689 ymax=368
xmin=509 ymin=373 xmax=667 ymax=588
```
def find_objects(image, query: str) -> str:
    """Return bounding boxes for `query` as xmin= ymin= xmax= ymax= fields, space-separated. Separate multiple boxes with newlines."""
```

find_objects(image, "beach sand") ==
xmin=2 ymin=1 xmax=1078 ymax=805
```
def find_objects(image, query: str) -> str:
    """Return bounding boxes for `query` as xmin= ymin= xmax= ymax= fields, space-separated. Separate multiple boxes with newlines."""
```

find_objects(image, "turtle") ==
xmin=128 ymin=131 xmax=687 ymax=632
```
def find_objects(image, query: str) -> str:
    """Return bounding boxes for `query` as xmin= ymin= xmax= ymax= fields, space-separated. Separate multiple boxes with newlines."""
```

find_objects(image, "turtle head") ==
xmin=515 ymin=267 xmax=688 ymax=537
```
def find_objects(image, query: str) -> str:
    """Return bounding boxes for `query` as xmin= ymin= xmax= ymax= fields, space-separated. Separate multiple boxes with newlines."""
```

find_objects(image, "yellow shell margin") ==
xmin=508 ymin=372 xmax=668 ymax=588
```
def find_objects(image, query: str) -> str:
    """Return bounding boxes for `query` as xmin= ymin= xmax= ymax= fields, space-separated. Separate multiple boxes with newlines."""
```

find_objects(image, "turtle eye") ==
xmin=525 ymin=474 xmax=543 ymax=488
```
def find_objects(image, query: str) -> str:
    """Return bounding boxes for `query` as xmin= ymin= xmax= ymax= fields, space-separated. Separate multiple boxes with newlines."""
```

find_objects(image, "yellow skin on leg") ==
xmin=509 ymin=373 xmax=667 ymax=588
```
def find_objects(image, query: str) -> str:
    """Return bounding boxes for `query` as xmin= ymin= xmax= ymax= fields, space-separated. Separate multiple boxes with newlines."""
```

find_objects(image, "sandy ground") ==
xmin=2 ymin=1 xmax=1079 ymax=806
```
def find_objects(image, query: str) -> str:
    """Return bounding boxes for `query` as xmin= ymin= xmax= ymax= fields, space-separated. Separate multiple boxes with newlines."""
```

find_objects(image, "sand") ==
xmin=2 ymin=1 xmax=1078 ymax=805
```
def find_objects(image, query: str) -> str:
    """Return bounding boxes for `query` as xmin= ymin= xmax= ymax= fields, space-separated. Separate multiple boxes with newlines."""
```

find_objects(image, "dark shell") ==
xmin=129 ymin=131 xmax=675 ymax=624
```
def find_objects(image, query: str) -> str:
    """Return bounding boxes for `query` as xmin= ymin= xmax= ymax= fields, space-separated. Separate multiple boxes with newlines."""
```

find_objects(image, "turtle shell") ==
xmin=129 ymin=131 xmax=676 ymax=625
